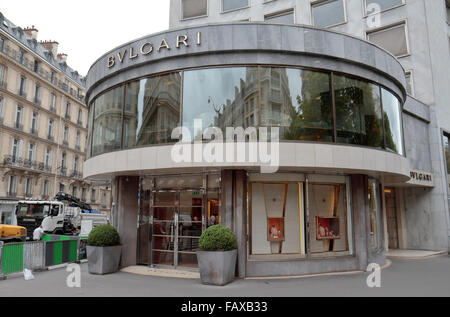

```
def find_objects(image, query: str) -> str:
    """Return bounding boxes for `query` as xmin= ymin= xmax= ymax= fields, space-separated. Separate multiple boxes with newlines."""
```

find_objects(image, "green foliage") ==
xmin=199 ymin=225 xmax=236 ymax=251
xmin=87 ymin=225 xmax=120 ymax=247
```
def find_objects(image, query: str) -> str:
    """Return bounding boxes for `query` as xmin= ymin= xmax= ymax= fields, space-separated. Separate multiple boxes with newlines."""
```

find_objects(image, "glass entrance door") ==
xmin=138 ymin=174 xmax=221 ymax=268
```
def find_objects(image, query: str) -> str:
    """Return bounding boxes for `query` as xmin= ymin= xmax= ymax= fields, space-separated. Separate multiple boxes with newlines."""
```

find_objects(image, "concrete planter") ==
xmin=87 ymin=245 xmax=122 ymax=275
xmin=197 ymin=249 xmax=237 ymax=286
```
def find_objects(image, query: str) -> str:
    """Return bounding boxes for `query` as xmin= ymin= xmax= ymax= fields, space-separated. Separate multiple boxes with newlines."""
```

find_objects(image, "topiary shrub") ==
xmin=87 ymin=225 xmax=120 ymax=247
xmin=199 ymin=225 xmax=236 ymax=251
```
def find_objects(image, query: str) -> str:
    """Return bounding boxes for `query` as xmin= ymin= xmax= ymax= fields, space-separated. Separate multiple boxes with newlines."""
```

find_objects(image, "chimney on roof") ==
xmin=57 ymin=53 xmax=68 ymax=63
xmin=24 ymin=26 xmax=38 ymax=40
xmin=40 ymin=40 xmax=59 ymax=57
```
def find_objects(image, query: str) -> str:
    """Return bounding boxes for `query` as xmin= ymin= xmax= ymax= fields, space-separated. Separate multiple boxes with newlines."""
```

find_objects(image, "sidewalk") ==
xmin=0 ymin=256 xmax=450 ymax=297
xmin=386 ymin=249 xmax=447 ymax=259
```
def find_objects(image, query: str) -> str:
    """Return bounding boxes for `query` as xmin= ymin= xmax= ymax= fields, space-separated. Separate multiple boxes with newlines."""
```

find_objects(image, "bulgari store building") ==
xmin=84 ymin=23 xmax=411 ymax=277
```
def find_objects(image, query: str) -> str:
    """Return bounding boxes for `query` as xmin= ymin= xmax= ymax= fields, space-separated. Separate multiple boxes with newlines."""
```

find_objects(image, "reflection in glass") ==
xmin=382 ymin=88 xmax=404 ymax=155
xmin=280 ymin=69 xmax=333 ymax=142
xmin=334 ymin=75 xmax=383 ymax=148
xmin=312 ymin=0 xmax=346 ymax=28
xmin=183 ymin=67 xmax=258 ymax=140
xmin=92 ymin=86 xmax=123 ymax=156
xmin=124 ymin=73 xmax=181 ymax=148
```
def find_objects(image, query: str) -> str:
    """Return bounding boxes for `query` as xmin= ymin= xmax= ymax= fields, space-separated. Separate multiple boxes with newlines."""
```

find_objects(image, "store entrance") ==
xmin=137 ymin=174 xmax=221 ymax=269
xmin=385 ymin=188 xmax=399 ymax=250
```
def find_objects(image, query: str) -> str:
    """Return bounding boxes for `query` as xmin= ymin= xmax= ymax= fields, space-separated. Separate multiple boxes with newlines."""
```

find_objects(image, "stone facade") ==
xmin=0 ymin=12 xmax=111 ymax=223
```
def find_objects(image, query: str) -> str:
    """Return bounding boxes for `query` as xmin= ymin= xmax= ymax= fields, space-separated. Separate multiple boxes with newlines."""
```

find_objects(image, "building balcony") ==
xmin=30 ymin=128 xmax=38 ymax=136
xmin=77 ymin=119 xmax=83 ymax=126
xmin=63 ymin=140 xmax=69 ymax=147
xmin=44 ymin=165 xmax=52 ymax=173
xmin=7 ymin=191 xmax=17 ymax=198
xmin=59 ymin=167 xmax=67 ymax=176
xmin=75 ymin=145 xmax=81 ymax=151
xmin=70 ymin=170 xmax=83 ymax=179
xmin=33 ymin=97 xmax=41 ymax=106
xmin=25 ymin=192 xmax=33 ymax=198
xmin=3 ymin=155 xmax=22 ymax=167
xmin=3 ymin=155 xmax=46 ymax=173
xmin=49 ymin=106 xmax=57 ymax=114
xmin=47 ymin=134 xmax=55 ymax=142
xmin=65 ymin=113 xmax=71 ymax=121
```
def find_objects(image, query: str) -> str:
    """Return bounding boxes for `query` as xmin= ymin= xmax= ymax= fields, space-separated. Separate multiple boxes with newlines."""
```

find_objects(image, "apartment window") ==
xmin=61 ymin=152 xmax=66 ymax=169
xmin=34 ymin=85 xmax=41 ymax=104
xmin=265 ymin=9 xmax=295 ymax=24
xmin=91 ymin=189 xmax=96 ymax=202
xmin=102 ymin=191 xmax=107 ymax=207
xmin=405 ymin=71 xmax=414 ymax=95
xmin=50 ymin=93 xmax=56 ymax=111
xmin=19 ymin=76 xmax=27 ymax=97
xmin=15 ymin=105 xmax=23 ymax=129
xmin=43 ymin=180 xmax=49 ymax=197
xmin=59 ymin=183 xmax=65 ymax=193
xmin=33 ymin=60 xmax=40 ymax=73
xmin=27 ymin=143 xmax=35 ymax=161
xmin=8 ymin=175 xmax=17 ymax=197
xmin=0 ymin=64 xmax=6 ymax=86
xmin=50 ymin=71 xmax=56 ymax=84
xmin=11 ymin=138 xmax=21 ymax=161
xmin=74 ymin=156 xmax=79 ymax=172
xmin=31 ymin=112 xmax=38 ymax=134
xmin=63 ymin=126 xmax=69 ymax=144
xmin=45 ymin=148 xmax=52 ymax=167
xmin=25 ymin=178 xmax=33 ymax=196
xmin=81 ymin=188 xmax=87 ymax=202
xmin=312 ymin=0 xmax=346 ymax=28
xmin=18 ymin=50 xmax=25 ymax=64
xmin=365 ymin=0 xmax=404 ymax=15
xmin=76 ymin=131 xmax=81 ymax=149
xmin=222 ymin=0 xmax=248 ymax=12
xmin=72 ymin=186 xmax=77 ymax=197
xmin=182 ymin=0 xmax=208 ymax=19
xmin=77 ymin=108 xmax=82 ymax=125
xmin=367 ymin=22 xmax=409 ymax=57
xmin=0 ymin=37 xmax=4 ymax=52
xmin=65 ymin=102 xmax=71 ymax=118
xmin=48 ymin=119 xmax=54 ymax=138
xmin=0 ymin=96 xmax=4 ymax=120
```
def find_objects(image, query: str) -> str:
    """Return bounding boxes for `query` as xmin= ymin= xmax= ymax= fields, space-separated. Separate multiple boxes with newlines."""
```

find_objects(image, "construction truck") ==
xmin=0 ymin=224 xmax=27 ymax=243
xmin=15 ymin=192 xmax=109 ymax=239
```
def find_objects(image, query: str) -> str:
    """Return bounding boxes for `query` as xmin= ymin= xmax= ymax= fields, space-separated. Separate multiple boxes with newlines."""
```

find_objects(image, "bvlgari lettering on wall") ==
xmin=107 ymin=32 xmax=202 ymax=69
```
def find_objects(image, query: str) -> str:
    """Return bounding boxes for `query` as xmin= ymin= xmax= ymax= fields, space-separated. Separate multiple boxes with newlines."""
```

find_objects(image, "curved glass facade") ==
xmin=88 ymin=66 xmax=404 ymax=157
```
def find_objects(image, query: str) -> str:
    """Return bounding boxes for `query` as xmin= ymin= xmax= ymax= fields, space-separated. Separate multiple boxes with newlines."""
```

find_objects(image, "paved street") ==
xmin=1 ymin=255 xmax=450 ymax=297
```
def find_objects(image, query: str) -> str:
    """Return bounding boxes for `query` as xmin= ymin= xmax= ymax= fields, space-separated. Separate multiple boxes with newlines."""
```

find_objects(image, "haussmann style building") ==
xmin=83 ymin=0 xmax=450 ymax=277
xmin=0 ymin=12 xmax=112 ymax=224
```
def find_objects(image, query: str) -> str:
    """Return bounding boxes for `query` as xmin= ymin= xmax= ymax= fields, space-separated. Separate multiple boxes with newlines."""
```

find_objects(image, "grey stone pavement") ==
xmin=1 ymin=255 xmax=450 ymax=297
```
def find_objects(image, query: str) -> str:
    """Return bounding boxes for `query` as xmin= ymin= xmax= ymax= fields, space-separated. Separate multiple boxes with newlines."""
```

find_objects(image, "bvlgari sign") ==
xmin=107 ymin=32 xmax=202 ymax=69
xmin=408 ymin=169 xmax=434 ymax=187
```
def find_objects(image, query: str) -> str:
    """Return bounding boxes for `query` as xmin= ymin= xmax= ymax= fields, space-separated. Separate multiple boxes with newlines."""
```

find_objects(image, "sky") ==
xmin=0 ymin=0 xmax=170 ymax=76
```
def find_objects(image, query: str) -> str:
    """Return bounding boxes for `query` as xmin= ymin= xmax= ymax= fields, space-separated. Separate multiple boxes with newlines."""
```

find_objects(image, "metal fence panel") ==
xmin=23 ymin=241 xmax=45 ymax=271
xmin=1 ymin=243 xmax=24 ymax=275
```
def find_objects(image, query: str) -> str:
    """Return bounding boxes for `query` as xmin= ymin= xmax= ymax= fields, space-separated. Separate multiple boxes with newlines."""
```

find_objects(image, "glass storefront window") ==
xmin=309 ymin=182 xmax=349 ymax=255
xmin=89 ymin=66 xmax=404 ymax=158
xmin=183 ymin=67 xmax=258 ymax=140
xmin=124 ymin=73 xmax=181 ymax=148
xmin=250 ymin=181 xmax=306 ymax=256
xmin=334 ymin=75 xmax=384 ymax=148
xmin=382 ymin=88 xmax=404 ymax=155
xmin=91 ymin=86 xmax=123 ymax=156
xmin=262 ymin=68 xmax=333 ymax=142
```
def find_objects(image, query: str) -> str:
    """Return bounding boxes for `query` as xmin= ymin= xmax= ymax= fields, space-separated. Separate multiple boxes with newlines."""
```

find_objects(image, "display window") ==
xmin=249 ymin=174 xmax=353 ymax=259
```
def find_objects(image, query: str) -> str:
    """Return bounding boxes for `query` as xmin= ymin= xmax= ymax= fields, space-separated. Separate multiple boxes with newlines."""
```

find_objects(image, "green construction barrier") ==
xmin=1 ymin=243 xmax=24 ymax=275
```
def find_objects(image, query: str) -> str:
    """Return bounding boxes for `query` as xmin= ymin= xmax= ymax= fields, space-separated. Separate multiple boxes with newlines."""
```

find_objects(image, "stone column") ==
xmin=233 ymin=170 xmax=247 ymax=279
xmin=351 ymin=175 xmax=370 ymax=270
xmin=116 ymin=176 xmax=139 ymax=268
